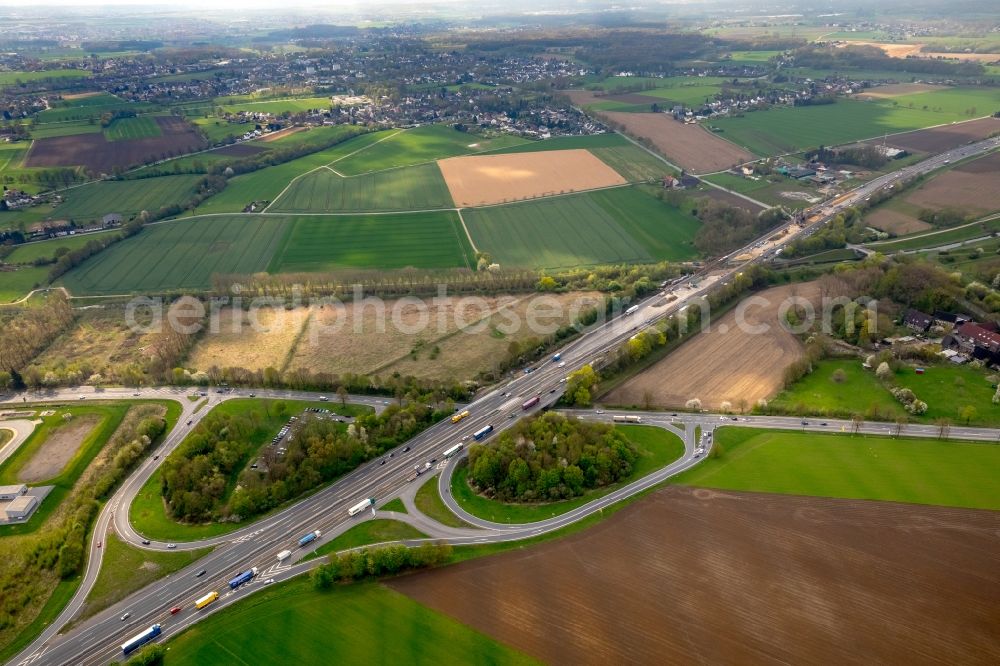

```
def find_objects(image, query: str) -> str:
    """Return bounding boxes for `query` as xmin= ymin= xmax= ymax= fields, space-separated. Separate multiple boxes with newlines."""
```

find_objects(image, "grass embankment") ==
xmin=414 ymin=475 xmax=471 ymax=528
xmin=769 ymin=358 xmax=1000 ymax=426
xmin=0 ymin=404 xmax=129 ymax=535
xmin=380 ymin=498 xmax=406 ymax=513
xmin=451 ymin=425 xmax=684 ymax=524
xmin=305 ymin=520 xmax=428 ymax=561
xmin=129 ymin=398 xmax=373 ymax=542
xmin=78 ymin=534 xmax=212 ymax=620
xmin=162 ymin=579 xmax=537 ymax=665
xmin=675 ymin=427 xmax=1000 ymax=510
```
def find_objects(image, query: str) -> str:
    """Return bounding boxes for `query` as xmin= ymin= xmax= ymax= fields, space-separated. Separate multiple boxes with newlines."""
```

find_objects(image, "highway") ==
xmin=5 ymin=135 xmax=999 ymax=666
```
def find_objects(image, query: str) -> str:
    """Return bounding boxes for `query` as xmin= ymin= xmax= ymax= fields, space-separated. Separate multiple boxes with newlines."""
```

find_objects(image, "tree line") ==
xmin=311 ymin=542 xmax=453 ymax=589
xmin=466 ymin=412 xmax=638 ymax=502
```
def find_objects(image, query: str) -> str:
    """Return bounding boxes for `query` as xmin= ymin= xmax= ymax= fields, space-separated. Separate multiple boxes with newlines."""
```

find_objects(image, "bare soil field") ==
xmin=211 ymin=143 xmax=266 ymax=157
xmin=886 ymin=116 xmax=1000 ymax=153
xmin=18 ymin=415 xmax=100 ymax=483
xmin=840 ymin=41 xmax=926 ymax=58
xmin=391 ymin=486 xmax=1000 ymax=666
xmin=61 ymin=91 xmax=103 ymax=100
xmin=598 ymin=111 xmax=755 ymax=174
xmin=288 ymin=292 xmax=602 ymax=381
xmin=866 ymin=208 xmax=933 ymax=235
xmin=604 ymin=282 xmax=820 ymax=410
xmin=854 ymin=83 xmax=947 ymax=99
xmin=954 ymin=150 xmax=1000 ymax=174
xmin=437 ymin=150 xmax=627 ymax=207
xmin=187 ymin=306 xmax=314 ymax=373
xmin=695 ymin=186 xmax=766 ymax=212
xmin=257 ymin=126 xmax=307 ymax=142
xmin=25 ymin=116 xmax=206 ymax=174
xmin=907 ymin=163 xmax=1000 ymax=214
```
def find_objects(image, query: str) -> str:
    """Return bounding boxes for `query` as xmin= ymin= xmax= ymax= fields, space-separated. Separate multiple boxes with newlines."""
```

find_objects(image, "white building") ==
xmin=0 ymin=484 xmax=27 ymax=501
xmin=2 ymin=495 xmax=36 ymax=520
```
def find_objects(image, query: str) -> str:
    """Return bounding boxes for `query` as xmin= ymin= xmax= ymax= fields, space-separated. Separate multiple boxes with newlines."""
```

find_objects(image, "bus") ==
xmin=348 ymin=497 xmax=375 ymax=516
xmin=121 ymin=625 xmax=161 ymax=655
xmin=195 ymin=591 xmax=218 ymax=610
xmin=451 ymin=409 xmax=470 ymax=424
xmin=443 ymin=443 xmax=463 ymax=458
xmin=473 ymin=424 xmax=494 ymax=441
xmin=612 ymin=415 xmax=642 ymax=423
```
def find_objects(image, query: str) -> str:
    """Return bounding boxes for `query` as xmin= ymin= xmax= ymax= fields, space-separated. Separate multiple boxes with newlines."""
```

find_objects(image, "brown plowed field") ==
xmin=25 ymin=116 xmax=206 ymax=174
xmin=391 ymin=486 xmax=1000 ymax=666
xmin=598 ymin=110 xmax=755 ymax=174
xmin=906 ymin=153 xmax=1000 ymax=213
xmin=885 ymin=116 xmax=1000 ymax=153
xmin=437 ymin=150 xmax=626 ymax=207
xmin=603 ymin=282 xmax=819 ymax=410
xmin=866 ymin=208 xmax=932 ymax=235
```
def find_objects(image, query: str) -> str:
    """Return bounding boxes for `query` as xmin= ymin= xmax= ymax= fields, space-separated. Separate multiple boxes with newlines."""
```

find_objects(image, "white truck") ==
xmin=276 ymin=549 xmax=292 ymax=562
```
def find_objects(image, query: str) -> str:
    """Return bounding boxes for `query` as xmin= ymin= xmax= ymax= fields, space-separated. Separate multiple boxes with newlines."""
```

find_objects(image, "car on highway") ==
xmin=249 ymin=393 xmax=256 ymax=397
xmin=153 ymin=455 xmax=159 ymax=460
xmin=319 ymin=396 xmax=329 ymax=401
xmin=78 ymin=395 xmax=86 ymax=400
xmin=167 ymin=544 xmax=176 ymax=549
xmin=264 ymin=578 xmax=275 ymax=585
xmin=120 ymin=613 xmax=130 ymax=621
xmin=170 ymin=607 xmax=182 ymax=615
xmin=379 ymin=459 xmax=386 ymax=465
xmin=820 ymin=422 xmax=828 ymax=426
xmin=97 ymin=541 xmax=102 ymax=548
xmin=558 ymin=361 xmax=566 ymax=368
xmin=186 ymin=419 xmax=193 ymax=426
xmin=132 ymin=392 xmax=140 ymax=396
xmin=195 ymin=569 xmax=206 ymax=577
xmin=403 ymin=446 xmax=410 ymax=452
xmin=141 ymin=540 xmax=150 ymax=545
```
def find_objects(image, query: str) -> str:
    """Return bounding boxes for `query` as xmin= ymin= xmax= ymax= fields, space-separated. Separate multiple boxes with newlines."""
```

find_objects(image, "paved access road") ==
xmin=7 ymin=136 xmax=1000 ymax=666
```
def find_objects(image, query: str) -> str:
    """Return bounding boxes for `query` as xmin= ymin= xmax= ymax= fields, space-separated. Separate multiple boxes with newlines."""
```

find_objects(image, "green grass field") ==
xmin=769 ymin=359 xmax=1000 ymax=426
xmin=464 ymin=186 xmax=700 ymax=268
xmin=380 ymin=497 xmax=406 ymax=513
xmin=162 ymin=580 xmax=537 ymax=665
xmin=711 ymin=94 xmax=995 ymax=156
xmin=79 ymin=534 xmax=212 ymax=620
xmin=27 ymin=120 xmax=103 ymax=139
xmin=102 ymin=115 xmax=162 ymax=141
xmin=307 ymin=520 xmax=428 ymax=561
xmin=414 ymin=476 xmax=470 ymax=528
xmin=334 ymin=125 xmax=526 ymax=175
xmin=867 ymin=216 xmax=1000 ymax=252
xmin=0 ymin=69 xmax=91 ymax=87
xmin=4 ymin=231 xmax=118 ymax=265
xmin=0 ymin=266 xmax=49 ymax=303
xmin=185 ymin=131 xmax=388 ymax=216
xmin=60 ymin=215 xmax=289 ymax=295
xmin=54 ymin=174 xmax=202 ymax=222
xmin=269 ymin=212 xmax=476 ymax=272
xmin=674 ymin=427 xmax=1000 ymax=510
xmin=130 ymin=399 xmax=370 ymax=541
xmin=190 ymin=116 xmax=247 ymax=143
xmin=590 ymin=145 xmax=673 ymax=182
xmin=270 ymin=162 xmax=454 ymax=213
xmin=217 ymin=95 xmax=333 ymax=115
xmin=451 ymin=424 xmax=685 ymax=524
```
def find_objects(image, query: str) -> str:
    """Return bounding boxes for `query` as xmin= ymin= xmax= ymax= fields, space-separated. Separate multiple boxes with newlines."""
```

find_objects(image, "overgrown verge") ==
xmin=310 ymin=542 xmax=453 ymax=589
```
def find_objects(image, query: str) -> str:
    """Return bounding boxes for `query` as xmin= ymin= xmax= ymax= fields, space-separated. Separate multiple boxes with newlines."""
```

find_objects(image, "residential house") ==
xmin=903 ymin=309 xmax=933 ymax=333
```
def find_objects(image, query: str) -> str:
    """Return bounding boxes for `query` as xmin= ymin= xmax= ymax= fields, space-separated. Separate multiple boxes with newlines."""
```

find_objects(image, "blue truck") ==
xmin=228 ymin=567 xmax=258 ymax=590
xmin=298 ymin=530 xmax=321 ymax=547
xmin=121 ymin=624 xmax=161 ymax=655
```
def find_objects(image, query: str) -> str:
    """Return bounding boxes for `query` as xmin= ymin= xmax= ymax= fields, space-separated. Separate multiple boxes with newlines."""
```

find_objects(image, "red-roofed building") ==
xmin=947 ymin=323 xmax=1000 ymax=354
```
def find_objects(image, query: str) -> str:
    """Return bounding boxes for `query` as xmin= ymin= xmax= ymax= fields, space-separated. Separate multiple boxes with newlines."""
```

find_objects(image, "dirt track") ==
xmin=391 ymin=486 xmax=1000 ymax=666
xmin=437 ymin=150 xmax=626 ymax=207
xmin=604 ymin=282 xmax=819 ymax=410
xmin=598 ymin=111 xmax=755 ymax=173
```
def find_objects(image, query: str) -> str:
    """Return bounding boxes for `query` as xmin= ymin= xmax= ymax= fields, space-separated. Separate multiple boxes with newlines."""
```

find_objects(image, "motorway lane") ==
xmin=11 ymin=136 xmax=1000 ymax=665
